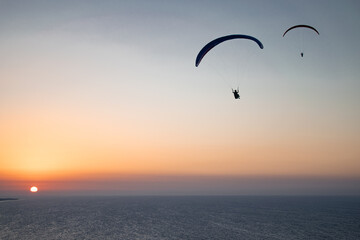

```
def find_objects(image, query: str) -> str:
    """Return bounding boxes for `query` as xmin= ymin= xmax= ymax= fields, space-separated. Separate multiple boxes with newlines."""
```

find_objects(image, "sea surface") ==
xmin=0 ymin=196 xmax=359 ymax=239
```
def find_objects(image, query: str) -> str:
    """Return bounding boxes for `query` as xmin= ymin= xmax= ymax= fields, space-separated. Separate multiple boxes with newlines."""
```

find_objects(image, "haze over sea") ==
xmin=1 ymin=196 xmax=359 ymax=240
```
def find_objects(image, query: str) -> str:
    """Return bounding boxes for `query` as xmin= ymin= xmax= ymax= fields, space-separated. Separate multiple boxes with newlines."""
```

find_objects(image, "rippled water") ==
xmin=0 ymin=196 xmax=359 ymax=239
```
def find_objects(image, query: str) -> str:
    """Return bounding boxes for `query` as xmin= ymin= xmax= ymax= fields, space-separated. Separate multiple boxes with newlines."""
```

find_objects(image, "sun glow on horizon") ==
xmin=30 ymin=186 xmax=38 ymax=192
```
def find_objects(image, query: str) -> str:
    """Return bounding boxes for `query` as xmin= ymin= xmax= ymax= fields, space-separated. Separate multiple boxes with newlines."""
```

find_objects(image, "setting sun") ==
xmin=30 ymin=186 xmax=38 ymax=193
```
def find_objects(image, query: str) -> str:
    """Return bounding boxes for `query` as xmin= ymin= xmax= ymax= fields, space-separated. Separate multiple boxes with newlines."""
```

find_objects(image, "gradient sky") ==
xmin=1 ymin=0 xmax=359 ymax=195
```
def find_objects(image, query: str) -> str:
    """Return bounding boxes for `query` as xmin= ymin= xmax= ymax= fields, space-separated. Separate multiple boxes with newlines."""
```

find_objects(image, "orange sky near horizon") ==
xmin=1 ymin=102 xmax=359 ymax=185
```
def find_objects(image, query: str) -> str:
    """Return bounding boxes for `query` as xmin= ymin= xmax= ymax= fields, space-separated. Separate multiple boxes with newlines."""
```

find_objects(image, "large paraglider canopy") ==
xmin=283 ymin=25 xmax=319 ymax=37
xmin=195 ymin=34 xmax=264 ymax=67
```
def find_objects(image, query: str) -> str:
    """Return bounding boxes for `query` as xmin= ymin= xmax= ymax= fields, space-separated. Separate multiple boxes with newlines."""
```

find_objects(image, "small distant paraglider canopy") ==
xmin=195 ymin=34 xmax=264 ymax=67
xmin=283 ymin=25 xmax=319 ymax=57
xmin=282 ymin=25 xmax=320 ymax=37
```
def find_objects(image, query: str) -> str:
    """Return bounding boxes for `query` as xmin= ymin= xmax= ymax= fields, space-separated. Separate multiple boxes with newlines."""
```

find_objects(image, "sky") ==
xmin=1 ymin=0 xmax=359 ymax=195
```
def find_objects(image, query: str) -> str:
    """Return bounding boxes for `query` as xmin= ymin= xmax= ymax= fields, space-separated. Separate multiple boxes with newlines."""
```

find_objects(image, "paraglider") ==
xmin=283 ymin=25 xmax=319 ymax=57
xmin=195 ymin=34 xmax=264 ymax=67
xmin=195 ymin=34 xmax=264 ymax=99
xmin=232 ymin=88 xmax=240 ymax=99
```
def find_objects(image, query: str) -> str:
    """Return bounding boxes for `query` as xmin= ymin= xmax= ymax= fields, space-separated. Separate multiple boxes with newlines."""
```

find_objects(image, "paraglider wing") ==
xmin=283 ymin=25 xmax=319 ymax=37
xmin=195 ymin=34 xmax=264 ymax=67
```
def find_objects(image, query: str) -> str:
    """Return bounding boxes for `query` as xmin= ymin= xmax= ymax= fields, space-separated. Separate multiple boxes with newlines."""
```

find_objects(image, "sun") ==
xmin=30 ymin=186 xmax=38 ymax=193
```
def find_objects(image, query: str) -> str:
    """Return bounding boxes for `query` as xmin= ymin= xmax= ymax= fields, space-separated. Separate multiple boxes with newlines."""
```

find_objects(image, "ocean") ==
xmin=0 ymin=196 xmax=359 ymax=239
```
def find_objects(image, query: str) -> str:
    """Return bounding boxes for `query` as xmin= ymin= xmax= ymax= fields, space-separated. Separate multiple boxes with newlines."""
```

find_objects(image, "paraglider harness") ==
xmin=232 ymin=88 xmax=240 ymax=99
